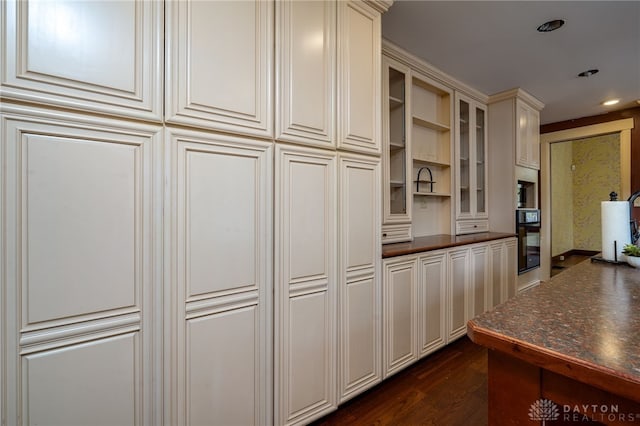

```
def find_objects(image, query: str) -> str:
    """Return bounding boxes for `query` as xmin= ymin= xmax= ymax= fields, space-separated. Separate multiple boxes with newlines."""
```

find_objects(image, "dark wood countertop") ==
xmin=382 ymin=232 xmax=516 ymax=258
xmin=468 ymin=258 xmax=640 ymax=403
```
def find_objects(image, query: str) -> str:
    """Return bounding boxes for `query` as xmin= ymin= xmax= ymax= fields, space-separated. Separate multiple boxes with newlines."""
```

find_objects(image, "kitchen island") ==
xmin=467 ymin=259 xmax=640 ymax=425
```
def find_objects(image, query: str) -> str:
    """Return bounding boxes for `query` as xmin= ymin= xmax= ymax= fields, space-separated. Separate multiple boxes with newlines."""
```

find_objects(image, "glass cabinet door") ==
xmin=475 ymin=106 xmax=486 ymax=214
xmin=388 ymin=67 xmax=407 ymax=215
xmin=458 ymin=99 xmax=470 ymax=215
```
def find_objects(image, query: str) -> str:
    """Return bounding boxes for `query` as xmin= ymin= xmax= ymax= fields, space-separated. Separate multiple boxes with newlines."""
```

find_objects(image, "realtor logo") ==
xmin=529 ymin=399 xmax=560 ymax=425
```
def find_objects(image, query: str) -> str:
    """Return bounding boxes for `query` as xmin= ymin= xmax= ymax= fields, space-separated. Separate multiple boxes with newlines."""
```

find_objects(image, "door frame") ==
xmin=539 ymin=118 xmax=634 ymax=280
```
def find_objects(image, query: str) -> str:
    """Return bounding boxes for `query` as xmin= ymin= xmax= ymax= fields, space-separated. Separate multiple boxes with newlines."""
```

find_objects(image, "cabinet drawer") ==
xmin=382 ymin=224 xmax=412 ymax=244
xmin=456 ymin=219 xmax=489 ymax=235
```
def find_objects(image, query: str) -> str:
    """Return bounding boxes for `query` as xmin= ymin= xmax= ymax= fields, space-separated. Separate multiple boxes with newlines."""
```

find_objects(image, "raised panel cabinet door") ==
xmin=504 ymin=238 xmax=518 ymax=300
xmin=447 ymin=248 xmax=470 ymax=341
xmin=528 ymin=108 xmax=541 ymax=169
xmin=418 ymin=252 xmax=447 ymax=357
xmin=275 ymin=145 xmax=337 ymax=426
xmin=337 ymin=0 xmax=381 ymax=154
xmin=276 ymin=0 xmax=335 ymax=147
xmin=488 ymin=242 xmax=505 ymax=308
xmin=469 ymin=244 xmax=489 ymax=318
xmin=0 ymin=106 xmax=162 ymax=426
xmin=516 ymin=101 xmax=532 ymax=168
xmin=1 ymin=0 xmax=163 ymax=120
xmin=338 ymin=154 xmax=381 ymax=403
xmin=382 ymin=256 xmax=418 ymax=378
xmin=165 ymin=0 xmax=273 ymax=138
xmin=165 ymin=128 xmax=272 ymax=426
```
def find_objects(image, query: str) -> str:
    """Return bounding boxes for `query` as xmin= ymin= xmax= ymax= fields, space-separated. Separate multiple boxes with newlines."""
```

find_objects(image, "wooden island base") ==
xmin=487 ymin=349 xmax=640 ymax=425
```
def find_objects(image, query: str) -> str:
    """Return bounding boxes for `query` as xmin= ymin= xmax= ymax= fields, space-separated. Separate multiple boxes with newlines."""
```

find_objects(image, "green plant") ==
xmin=622 ymin=243 xmax=640 ymax=257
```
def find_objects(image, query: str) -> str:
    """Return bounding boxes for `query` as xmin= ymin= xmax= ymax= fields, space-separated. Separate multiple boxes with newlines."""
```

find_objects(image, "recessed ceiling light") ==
xmin=537 ymin=19 xmax=565 ymax=32
xmin=578 ymin=69 xmax=599 ymax=78
xmin=602 ymin=99 xmax=620 ymax=106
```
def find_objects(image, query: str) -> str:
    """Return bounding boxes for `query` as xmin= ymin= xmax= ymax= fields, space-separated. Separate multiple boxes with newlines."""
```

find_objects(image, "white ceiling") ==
xmin=382 ymin=1 xmax=640 ymax=125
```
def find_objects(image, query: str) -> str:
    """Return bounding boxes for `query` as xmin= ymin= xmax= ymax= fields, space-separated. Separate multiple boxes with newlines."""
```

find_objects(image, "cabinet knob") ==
xmin=383 ymin=233 xmax=387 ymax=237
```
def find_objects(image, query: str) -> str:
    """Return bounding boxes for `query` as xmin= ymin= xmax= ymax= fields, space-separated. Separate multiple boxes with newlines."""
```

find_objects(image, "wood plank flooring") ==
xmin=312 ymin=337 xmax=488 ymax=426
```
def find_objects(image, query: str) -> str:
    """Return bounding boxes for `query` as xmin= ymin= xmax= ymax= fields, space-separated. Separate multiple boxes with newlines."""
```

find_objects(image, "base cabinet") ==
xmin=487 ymin=238 xmax=518 ymax=309
xmin=447 ymin=248 xmax=470 ymax=341
xmin=418 ymin=251 xmax=447 ymax=357
xmin=382 ymin=256 xmax=418 ymax=378
xmin=383 ymin=238 xmax=517 ymax=380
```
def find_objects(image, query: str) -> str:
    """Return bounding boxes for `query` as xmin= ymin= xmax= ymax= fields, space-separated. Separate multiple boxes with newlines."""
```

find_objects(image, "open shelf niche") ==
xmin=411 ymin=73 xmax=454 ymax=237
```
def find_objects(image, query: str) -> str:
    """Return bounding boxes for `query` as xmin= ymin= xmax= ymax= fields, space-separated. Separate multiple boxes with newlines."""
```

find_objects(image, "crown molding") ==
xmin=488 ymin=88 xmax=545 ymax=111
xmin=363 ymin=0 xmax=393 ymax=14
xmin=382 ymin=39 xmax=489 ymax=104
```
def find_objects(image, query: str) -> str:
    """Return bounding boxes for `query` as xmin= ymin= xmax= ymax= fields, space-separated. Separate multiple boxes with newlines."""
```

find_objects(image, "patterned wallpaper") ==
xmin=551 ymin=133 xmax=621 ymax=254
xmin=572 ymin=133 xmax=621 ymax=251
xmin=551 ymin=142 xmax=573 ymax=257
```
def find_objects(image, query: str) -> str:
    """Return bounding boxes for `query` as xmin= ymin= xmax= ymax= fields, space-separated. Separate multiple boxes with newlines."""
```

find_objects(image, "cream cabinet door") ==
xmin=276 ymin=0 xmax=335 ymax=148
xmin=504 ymin=238 xmax=518 ymax=299
xmin=165 ymin=0 xmax=273 ymax=138
xmin=382 ymin=256 xmax=418 ymax=378
xmin=1 ymin=0 xmax=163 ymax=121
xmin=164 ymin=128 xmax=272 ymax=426
xmin=516 ymin=100 xmax=541 ymax=170
xmin=418 ymin=251 xmax=447 ymax=357
xmin=447 ymin=247 xmax=470 ymax=341
xmin=337 ymin=153 xmax=381 ymax=403
xmin=487 ymin=238 xmax=517 ymax=308
xmin=275 ymin=145 xmax=337 ymax=425
xmin=0 ymin=106 xmax=162 ymax=426
xmin=469 ymin=244 xmax=489 ymax=318
xmin=488 ymin=241 xmax=505 ymax=308
xmin=337 ymin=0 xmax=381 ymax=154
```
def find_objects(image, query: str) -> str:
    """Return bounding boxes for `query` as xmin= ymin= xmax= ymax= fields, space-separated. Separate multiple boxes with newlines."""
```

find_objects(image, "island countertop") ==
xmin=467 ymin=258 xmax=640 ymax=405
xmin=382 ymin=232 xmax=516 ymax=258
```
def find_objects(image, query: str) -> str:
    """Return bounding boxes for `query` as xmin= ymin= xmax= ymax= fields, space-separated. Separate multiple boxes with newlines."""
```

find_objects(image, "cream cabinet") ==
xmin=455 ymin=92 xmax=488 ymax=234
xmin=277 ymin=0 xmax=382 ymax=152
xmin=338 ymin=153 xmax=382 ymax=403
xmin=275 ymin=145 xmax=337 ymax=426
xmin=337 ymin=0 xmax=382 ymax=154
xmin=469 ymin=244 xmax=489 ymax=318
xmin=0 ymin=106 xmax=162 ymax=426
xmin=382 ymin=256 xmax=418 ymax=378
xmin=276 ymin=0 xmax=335 ymax=147
xmin=382 ymin=56 xmax=412 ymax=242
xmin=1 ymin=0 xmax=163 ymax=121
xmin=165 ymin=0 xmax=273 ymax=137
xmin=164 ymin=128 xmax=273 ymax=426
xmin=487 ymin=89 xmax=544 ymax=233
xmin=516 ymin=100 xmax=541 ymax=170
xmin=446 ymin=247 xmax=470 ymax=341
xmin=418 ymin=251 xmax=447 ymax=357
xmin=487 ymin=238 xmax=518 ymax=309
xmin=382 ymin=50 xmax=455 ymax=242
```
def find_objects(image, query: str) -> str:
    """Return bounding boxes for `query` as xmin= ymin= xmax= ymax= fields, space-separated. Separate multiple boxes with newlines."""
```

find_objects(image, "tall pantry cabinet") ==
xmin=1 ymin=1 xmax=389 ymax=426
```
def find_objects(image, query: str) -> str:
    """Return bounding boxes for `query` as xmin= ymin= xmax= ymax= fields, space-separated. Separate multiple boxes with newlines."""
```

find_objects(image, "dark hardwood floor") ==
xmin=311 ymin=337 xmax=488 ymax=426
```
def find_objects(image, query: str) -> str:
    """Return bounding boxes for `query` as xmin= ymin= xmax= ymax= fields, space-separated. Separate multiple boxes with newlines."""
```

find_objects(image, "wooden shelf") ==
xmin=390 ymin=180 xmax=405 ymax=187
xmin=412 ymin=116 xmax=450 ymax=132
xmin=413 ymin=191 xmax=451 ymax=197
xmin=413 ymin=157 xmax=450 ymax=167
xmin=389 ymin=96 xmax=404 ymax=109
xmin=389 ymin=140 xmax=405 ymax=151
